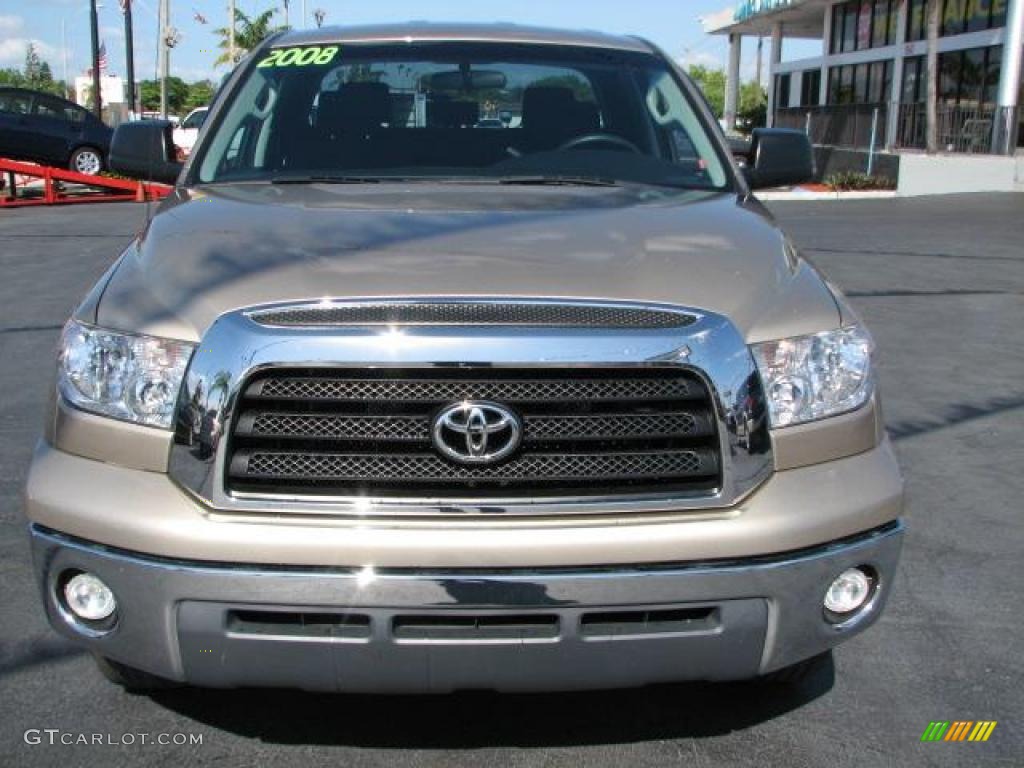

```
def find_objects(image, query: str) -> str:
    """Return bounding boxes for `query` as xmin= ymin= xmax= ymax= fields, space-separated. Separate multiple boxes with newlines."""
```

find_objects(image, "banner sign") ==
xmin=734 ymin=0 xmax=797 ymax=23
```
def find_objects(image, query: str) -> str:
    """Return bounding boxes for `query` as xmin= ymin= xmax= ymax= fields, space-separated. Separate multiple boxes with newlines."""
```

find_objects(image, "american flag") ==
xmin=119 ymin=0 xmax=131 ymax=10
xmin=97 ymin=41 xmax=108 ymax=72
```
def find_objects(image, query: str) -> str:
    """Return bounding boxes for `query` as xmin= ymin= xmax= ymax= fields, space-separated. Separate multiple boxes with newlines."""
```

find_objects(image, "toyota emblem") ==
xmin=431 ymin=401 xmax=522 ymax=465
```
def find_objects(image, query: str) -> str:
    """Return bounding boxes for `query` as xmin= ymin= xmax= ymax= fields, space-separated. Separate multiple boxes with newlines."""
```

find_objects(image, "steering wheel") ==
xmin=558 ymin=132 xmax=643 ymax=154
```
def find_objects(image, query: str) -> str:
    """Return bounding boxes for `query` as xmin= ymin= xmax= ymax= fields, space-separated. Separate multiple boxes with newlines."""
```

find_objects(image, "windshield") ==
xmin=196 ymin=41 xmax=729 ymax=190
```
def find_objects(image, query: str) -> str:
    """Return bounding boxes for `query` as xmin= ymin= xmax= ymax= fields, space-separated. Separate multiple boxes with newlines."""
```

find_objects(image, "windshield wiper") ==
xmin=497 ymin=175 xmax=619 ymax=188
xmin=270 ymin=174 xmax=384 ymax=185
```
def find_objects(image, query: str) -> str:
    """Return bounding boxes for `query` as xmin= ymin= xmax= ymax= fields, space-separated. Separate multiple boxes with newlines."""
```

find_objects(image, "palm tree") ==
xmin=213 ymin=7 xmax=286 ymax=67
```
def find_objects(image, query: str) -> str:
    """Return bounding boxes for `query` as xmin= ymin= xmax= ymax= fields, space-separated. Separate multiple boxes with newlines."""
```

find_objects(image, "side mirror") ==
xmin=109 ymin=120 xmax=183 ymax=185
xmin=743 ymin=128 xmax=814 ymax=190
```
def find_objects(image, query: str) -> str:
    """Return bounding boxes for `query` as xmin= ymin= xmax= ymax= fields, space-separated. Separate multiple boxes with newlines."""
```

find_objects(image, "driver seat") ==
xmin=520 ymin=86 xmax=600 ymax=151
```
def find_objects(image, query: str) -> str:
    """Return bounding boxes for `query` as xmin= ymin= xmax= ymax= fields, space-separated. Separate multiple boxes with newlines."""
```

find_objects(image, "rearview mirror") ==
xmin=425 ymin=69 xmax=508 ymax=91
xmin=109 ymin=120 xmax=183 ymax=186
xmin=742 ymin=128 xmax=814 ymax=190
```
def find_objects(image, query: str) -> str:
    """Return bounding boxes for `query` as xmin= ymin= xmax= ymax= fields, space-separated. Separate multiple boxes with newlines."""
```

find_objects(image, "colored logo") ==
xmin=921 ymin=721 xmax=997 ymax=742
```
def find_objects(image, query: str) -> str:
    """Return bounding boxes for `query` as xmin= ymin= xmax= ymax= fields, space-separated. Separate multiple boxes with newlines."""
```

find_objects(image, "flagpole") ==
xmin=123 ymin=0 xmax=136 ymax=118
xmin=61 ymin=19 xmax=69 ymax=100
xmin=89 ymin=0 xmax=103 ymax=118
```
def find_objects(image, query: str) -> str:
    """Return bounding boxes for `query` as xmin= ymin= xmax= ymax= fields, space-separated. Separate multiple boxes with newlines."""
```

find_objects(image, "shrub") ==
xmin=824 ymin=171 xmax=896 ymax=191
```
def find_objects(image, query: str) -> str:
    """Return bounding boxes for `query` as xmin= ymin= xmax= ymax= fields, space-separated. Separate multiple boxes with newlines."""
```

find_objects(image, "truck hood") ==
xmin=95 ymin=183 xmax=839 ymax=344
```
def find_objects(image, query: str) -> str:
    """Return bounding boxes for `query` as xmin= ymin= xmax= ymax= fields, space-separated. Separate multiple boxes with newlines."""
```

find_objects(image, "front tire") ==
xmin=69 ymin=146 xmax=104 ymax=176
xmin=92 ymin=654 xmax=179 ymax=692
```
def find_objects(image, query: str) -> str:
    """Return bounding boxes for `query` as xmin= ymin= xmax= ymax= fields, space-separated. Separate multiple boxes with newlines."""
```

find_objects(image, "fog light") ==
xmin=824 ymin=567 xmax=874 ymax=618
xmin=63 ymin=572 xmax=117 ymax=621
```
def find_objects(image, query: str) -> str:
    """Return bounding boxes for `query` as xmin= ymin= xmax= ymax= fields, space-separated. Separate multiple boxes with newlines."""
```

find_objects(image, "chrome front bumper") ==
xmin=31 ymin=522 xmax=903 ymax=693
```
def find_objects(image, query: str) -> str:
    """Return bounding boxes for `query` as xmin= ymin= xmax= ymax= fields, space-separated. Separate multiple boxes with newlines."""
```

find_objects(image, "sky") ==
xmin=0 ymin=0 xmax=816 ymax=86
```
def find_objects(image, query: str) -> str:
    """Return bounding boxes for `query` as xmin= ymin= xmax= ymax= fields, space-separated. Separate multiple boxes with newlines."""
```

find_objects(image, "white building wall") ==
xmin=74 ymin=75 xmax=125 ymax=107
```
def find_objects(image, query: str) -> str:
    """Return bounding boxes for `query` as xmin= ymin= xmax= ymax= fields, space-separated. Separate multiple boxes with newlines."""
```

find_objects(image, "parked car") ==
xmin=0 ymin=87 xmax=112 ymax=175
xmin=27 ymin=23 xmax=903 ymax=693
xmin=172 ymin=106 xmax=209 ymax=156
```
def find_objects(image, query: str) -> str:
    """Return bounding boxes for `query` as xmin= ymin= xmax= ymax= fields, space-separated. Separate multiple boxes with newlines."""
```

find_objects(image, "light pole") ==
xmin=89 ymin=0 xmax=103 ymax=118
xmin=121 ymin=0 xmax=136 ymax=118
xmin=159 ymin=0 xmax=169 ymax=117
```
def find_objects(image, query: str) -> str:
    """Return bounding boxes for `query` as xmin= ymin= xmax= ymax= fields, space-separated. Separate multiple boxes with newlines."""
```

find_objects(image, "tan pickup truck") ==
xmin=26 ymin=22 xmax=903 ymax=693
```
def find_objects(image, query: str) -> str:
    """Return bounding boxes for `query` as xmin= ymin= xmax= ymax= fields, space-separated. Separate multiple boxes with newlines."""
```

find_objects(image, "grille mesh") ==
xmin=252 ymin=414 xmax=429 ymax=440
xmin=241 ymin=450 xmax=712 ymax=483
xmin=249 ymin=302 xmax=696 ymax=329
xmin=255 ymin=377 xmax=697 ymax=403
xmin=227 ymin=367 xmax=721 ymax=502
xmin=245 ymin=411 xmax=707 ymax=442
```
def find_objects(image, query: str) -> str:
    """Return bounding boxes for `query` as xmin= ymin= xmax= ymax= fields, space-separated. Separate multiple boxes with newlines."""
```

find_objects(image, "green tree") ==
xmin=738 ymin=80 xmax=767 ymax=131
xmin=183 ymin=79 xmax=215 ymax=112
xmin=687 ymin=64 xmax=767 ymax=132
xmin=6 ymin=47 xmax=67 ymax=97
xmin=213 ymin=7 xmax=286 ymax=67
xmin=24 ymin=43 xmax=42 ymax=84
xmin=138 ymin=77 xmax=190 ymax=114
xmin=687 ymin=65 xmax=726 ymax=117
xmin=0 ymin=68 xmax=26 ymax=87
xmin=139 ymin=79 xmax=161 ymax=111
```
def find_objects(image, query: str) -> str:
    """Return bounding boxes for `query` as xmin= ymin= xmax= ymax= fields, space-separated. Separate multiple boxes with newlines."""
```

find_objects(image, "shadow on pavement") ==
xmin=0 ymin=635 xmax=85 ymax=677
xmin=151 ymin=656 xmax=834 ymax=747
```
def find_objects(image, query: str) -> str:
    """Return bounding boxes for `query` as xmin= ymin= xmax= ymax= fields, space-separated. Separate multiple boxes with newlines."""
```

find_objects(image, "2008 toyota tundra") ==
xmin=25 ymin=23 xmax=904 ymax=692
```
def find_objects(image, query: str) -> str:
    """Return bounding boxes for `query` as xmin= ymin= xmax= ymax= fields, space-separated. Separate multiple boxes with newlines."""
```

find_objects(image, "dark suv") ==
xmin=0 ymin=87 xmax=112 ymax=175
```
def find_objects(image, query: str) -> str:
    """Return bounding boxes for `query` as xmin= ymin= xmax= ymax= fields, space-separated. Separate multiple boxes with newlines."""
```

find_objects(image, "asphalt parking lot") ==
xmin=1 ymin=193 xmax=1021 ymax=767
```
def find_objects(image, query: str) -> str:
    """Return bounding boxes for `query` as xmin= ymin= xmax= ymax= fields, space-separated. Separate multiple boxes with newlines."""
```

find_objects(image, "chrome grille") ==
xmin=238 ymin=450 xmax=712 ymax=483
xmin=255 ymin=376 xmax=697 ymax=403
xmin=248 ymin=301 xmax=697 ymax=329
xmin=225 ymin=367 xmax=722 ymax=499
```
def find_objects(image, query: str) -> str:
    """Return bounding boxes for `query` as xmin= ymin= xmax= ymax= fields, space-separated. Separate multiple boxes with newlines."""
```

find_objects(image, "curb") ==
xmin=756 ymin=188 xmax=898 ymax=201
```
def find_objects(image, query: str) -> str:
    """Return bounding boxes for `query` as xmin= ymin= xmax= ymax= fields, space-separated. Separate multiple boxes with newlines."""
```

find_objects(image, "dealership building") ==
xmin=706 ymin=0 xmax=1023 ymax=162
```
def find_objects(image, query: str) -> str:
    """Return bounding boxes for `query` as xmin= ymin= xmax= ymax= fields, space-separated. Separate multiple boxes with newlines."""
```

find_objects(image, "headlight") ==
xmin=750 ymin=325 xmax=873 ymax=428
xmin=59 ymin=320 xmax=195 ymax=429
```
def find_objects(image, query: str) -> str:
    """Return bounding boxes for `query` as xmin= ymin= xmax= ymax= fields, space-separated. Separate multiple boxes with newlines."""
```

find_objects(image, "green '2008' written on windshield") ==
xmin=257 ymin=46 xmax=339 ymax=68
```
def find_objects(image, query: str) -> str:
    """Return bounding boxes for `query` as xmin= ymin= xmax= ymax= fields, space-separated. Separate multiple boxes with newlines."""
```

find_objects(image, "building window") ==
xmin=842 ymin=4 xmax=858 ymax=51
xmin=776 ymin=73 xmax=792 ymax=109
xmin=831 ymin=1 xmax=899 ymax=53
xmin=908 ymin=0 xmax=1008 ymax=42
xmin=828 ymin=62 xmax=892 ymax=105
xmin=868 ymin=61 xmax=892 ymax=103
xmin=938 ymin=45 xmax=1004 ymax=106
xmin=800 ymin=69 xmax=822 ymax=106
xmin=907 ymin=0 xmax=927 ymax=41
xmin=872 ymin=0 xmax=894 ymax=46
xmin=901 ymin=56 xmax=925 ymax=103
xmin=899 ymin=46 xmax=1003 ymax=107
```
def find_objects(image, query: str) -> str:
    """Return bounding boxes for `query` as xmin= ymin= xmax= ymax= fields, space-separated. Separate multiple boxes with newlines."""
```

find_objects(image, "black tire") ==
xmin=92 ymin=654 xmax=179 ymax=691
xmin=757 ymin=651 xmax=832 ymax=685
xmin=69 ymin=146 xmax=104 ymax=176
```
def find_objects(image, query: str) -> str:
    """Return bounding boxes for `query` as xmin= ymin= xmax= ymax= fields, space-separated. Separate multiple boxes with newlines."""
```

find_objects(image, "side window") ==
xmin=182 ymin=110 xmax=206 ymax=129
xmin=33 ymin=96 xmax=67 ymax=119
xmin=0 ymin=92 xmax=32 ymax=115
xmin=32 ymin=96 xmax=83 ymax=122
